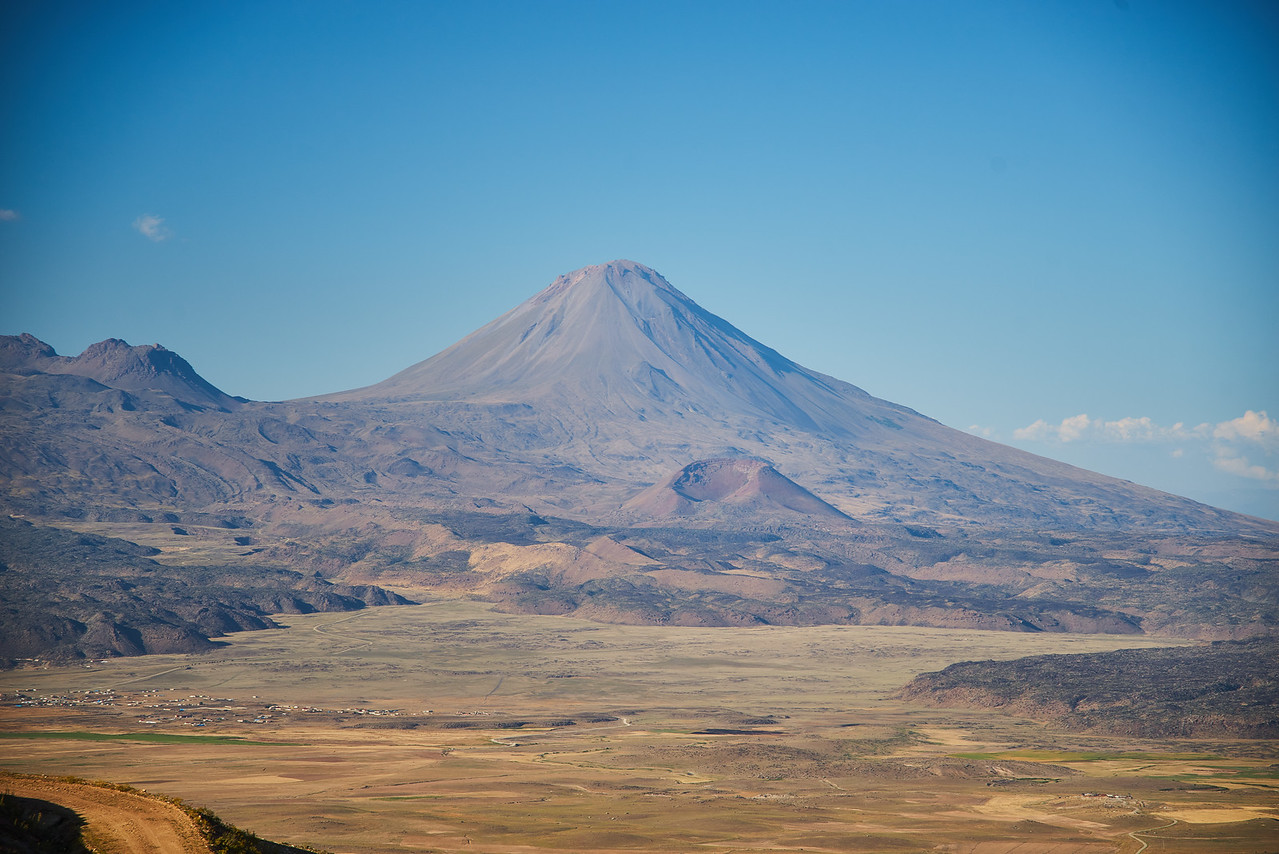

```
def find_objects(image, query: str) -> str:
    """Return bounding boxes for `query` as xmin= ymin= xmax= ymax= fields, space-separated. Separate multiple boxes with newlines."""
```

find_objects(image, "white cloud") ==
xmin=1013 ymin=413 xmax=1220 ymax=444
xmin=965 ymin=424 xmax=995 ymax=438
xmin=1012 ymin=414 xmax=1091 ymax=442
xmin=1012 ymin=410 xmax=1278 ymax=487
xmin=1012 ymin=419 xmax=1053 ymax=441
xmin=1058 ymin=413 xmax=1091 ymax=442
xmin=1097 ymin=416 xmax=1156 ymax=441
xmin=1213 ymin=410 xmax=1276 ymax=448
xmin=1212 ymin=447 xmax=1279 ymax=483
xmin=0 ymin=209 xmax=18 ymax=221
xmin=132 ymin=213 xmax=171 ymax=242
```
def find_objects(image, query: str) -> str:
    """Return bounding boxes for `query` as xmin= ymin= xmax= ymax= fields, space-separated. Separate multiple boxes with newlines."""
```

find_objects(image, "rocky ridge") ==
xmin=897 ymin=638 xmax=1279 ymax=738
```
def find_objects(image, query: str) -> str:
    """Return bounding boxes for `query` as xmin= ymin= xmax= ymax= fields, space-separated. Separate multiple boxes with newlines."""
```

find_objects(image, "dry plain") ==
xmin=2 ymin=601 xmax=1276 ymax=853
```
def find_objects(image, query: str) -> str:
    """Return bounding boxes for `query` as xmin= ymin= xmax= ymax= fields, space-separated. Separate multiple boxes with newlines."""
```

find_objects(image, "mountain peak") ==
xmin=0 ymin=333 xmax=58 ymax=373
xmin=549 ymin=259 xmax=661 ymax=287
xmin=536 ymin=259 xmax=683 ymax=312
xmin=72 ymin=339 xmax=205 ymax=389
xmin=323 ymin=260 xmax=900 ymax=436
xmin=0 ymin=336 xmax=242 ymax=410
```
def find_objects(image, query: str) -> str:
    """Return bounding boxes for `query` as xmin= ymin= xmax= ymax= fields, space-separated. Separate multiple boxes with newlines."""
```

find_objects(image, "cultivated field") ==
xmin=2 ymin=601 xmax=1276 ymax=853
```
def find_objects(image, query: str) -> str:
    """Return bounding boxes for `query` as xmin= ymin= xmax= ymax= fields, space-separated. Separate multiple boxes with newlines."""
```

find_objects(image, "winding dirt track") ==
xmin=1 ymin=774 xmax=211 ymax=854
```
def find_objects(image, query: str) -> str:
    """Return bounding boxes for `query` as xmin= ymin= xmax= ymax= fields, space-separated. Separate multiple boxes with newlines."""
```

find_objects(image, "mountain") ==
xmin=0 ymin=334 xmax=239 ymax=412
xmin=622 ymin=458 xmax=853 ymax=522
xmin=1 ymin=260 xmax=1276 ymax=647
xmin=327 ymin=261 xmax=904 ymax=434
xmin=319 ymin=260 xmax=1259 ymax=536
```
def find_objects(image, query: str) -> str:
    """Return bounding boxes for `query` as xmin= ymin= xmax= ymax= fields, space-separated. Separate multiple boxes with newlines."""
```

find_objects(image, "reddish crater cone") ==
xmin=624 ymin=457 xmax=851 ymax=521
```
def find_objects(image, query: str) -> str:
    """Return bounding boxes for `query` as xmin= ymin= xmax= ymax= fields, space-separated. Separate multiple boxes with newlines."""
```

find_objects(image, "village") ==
xmin=3 ymin=687 xmax=417 ymax=728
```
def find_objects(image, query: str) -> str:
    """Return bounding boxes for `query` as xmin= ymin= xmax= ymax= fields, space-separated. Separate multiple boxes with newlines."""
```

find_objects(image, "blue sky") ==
xmin=2 ymin=0 xmax=1276 ymax=519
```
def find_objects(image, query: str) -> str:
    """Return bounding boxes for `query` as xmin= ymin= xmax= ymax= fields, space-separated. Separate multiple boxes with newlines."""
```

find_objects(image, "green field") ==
xmin=952 ymin=750 xmax=1228 ymax=762
xmin=0 ymin=731 xmax=284 ymax=746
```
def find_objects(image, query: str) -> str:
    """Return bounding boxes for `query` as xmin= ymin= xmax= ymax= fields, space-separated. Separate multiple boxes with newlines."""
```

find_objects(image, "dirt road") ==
xmin=1 ymin=774 xmax=211 ymax=854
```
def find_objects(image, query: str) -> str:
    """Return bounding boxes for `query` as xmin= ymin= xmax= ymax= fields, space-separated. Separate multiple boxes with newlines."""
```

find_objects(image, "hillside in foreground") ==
xmin=0 ymin=772 xmax=324 ymax=854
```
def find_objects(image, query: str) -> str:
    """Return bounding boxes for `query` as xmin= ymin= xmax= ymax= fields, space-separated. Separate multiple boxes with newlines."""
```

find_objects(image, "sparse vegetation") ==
xmin=8 ymin=602 xmax=1277 ymax=853
xmin=0 ymin=731 xmax=282 ymax=745
xmin=188 ymin=804 xmax=327 ymax=854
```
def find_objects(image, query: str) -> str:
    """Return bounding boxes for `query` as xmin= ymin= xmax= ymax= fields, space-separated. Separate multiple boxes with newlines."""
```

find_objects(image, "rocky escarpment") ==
xmin=896 ymin=638 xmax=1279 ymax=739
xmin=0 ymin=517 xmax=412 ymax=664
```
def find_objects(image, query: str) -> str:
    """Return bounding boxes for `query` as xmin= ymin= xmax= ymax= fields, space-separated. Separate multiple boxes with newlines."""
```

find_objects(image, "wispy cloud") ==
xmin=1213 ymin=447 xmax=1279 ymax=483
xmin=1015 ymin=415 xmax=1093 ymax=441
xmin=1013 ymin=414 xmax=1214 ymax=443
xmin=0 ymin=209 xmax=18 ymax=221
xmin=1013 ymin=410 xmax=1277 ymax=486
xmin=132 ymin=213 xmax=171 ymax=242
xmin=1210 ymin=412 xmax=1279 ymax=483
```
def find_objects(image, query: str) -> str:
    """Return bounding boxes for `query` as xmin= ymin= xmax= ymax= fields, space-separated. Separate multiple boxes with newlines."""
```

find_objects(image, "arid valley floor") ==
xmin=2 ymin=601 xmax=1276 ymax=853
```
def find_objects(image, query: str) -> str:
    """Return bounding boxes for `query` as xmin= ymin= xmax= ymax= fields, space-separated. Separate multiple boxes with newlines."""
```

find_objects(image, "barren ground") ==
xmin=0 ymin=774 xmax=210 ymax=854
xmin=1 ymin=601 xmax=1276 ymax=853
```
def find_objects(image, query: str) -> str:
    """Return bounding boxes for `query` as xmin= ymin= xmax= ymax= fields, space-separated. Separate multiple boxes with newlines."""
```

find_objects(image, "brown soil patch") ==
xmin=2 ymin=603 xmax=1271 ymax=854
xmin=1158 ymin=807 xmax=1278 ymax=823
xmin=0 ymin=773 xmax=210 ymax=854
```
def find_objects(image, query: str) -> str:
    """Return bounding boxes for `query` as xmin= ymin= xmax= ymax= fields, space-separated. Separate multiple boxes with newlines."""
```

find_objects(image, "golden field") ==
xmin=2 ymin=601 xmax=1275 ymax=853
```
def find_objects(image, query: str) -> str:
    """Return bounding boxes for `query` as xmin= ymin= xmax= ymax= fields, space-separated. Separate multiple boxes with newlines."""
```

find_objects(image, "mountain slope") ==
xmin=1 ymin=260 xmax=1275 ymax=645
xmin=317 ymin=260 xmax=1264 ymax=536
xmin=4 ymin=264 xmax=1261 ymax=536
xmin=328 ymin=260 xmax=908 ymax=436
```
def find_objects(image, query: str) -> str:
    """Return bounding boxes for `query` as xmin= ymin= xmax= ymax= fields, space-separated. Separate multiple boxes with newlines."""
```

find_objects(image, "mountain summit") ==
xmin=326 ymin=260 xmax=909 ymax=437
xmin=0 ymin=334 xmax=238 ymax=410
